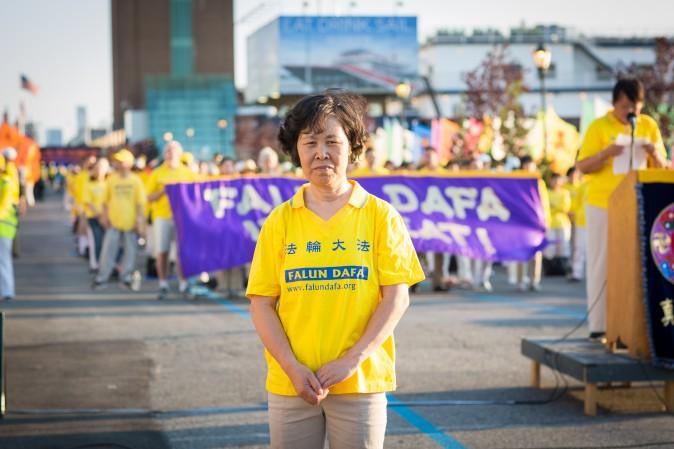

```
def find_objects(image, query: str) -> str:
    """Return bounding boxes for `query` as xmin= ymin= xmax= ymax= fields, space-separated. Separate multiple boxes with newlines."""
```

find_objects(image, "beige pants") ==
xmin=268 ymin=392 xmax=387 ymax=449
xmin=586 ymin=205 xmax=608 ymax=333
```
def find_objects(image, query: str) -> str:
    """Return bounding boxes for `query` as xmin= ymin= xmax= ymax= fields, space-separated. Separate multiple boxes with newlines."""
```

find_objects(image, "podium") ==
xmin=607 ymin=169 xmax=674 ymax=358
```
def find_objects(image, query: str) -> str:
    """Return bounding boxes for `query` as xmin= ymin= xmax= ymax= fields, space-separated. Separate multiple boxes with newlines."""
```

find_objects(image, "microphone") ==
xmin=627 ymin=112 xmax=637 ymax=135
xmin=627 ymin=112 xmax=636 ymax=171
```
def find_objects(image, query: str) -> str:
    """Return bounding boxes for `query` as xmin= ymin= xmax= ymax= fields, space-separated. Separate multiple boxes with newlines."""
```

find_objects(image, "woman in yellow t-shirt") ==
xmin=246 ymin=91 xmax=424 ymax=449
xmin=83 ymin=158 xmax=109 ymax=272
xmin=544 ymin=172 xmax=572 ymax=262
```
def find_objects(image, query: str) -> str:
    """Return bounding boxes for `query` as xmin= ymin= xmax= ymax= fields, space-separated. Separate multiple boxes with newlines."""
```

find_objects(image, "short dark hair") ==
xmin=612 ymin=78 xmax=644 ymax=104
xmin=566 ymin=166 xmax=576 ymax=177
xmin=278 ymin=90 xmax=369 ymax=166
xmin=520 ymin=155 xmax=533 ymax=166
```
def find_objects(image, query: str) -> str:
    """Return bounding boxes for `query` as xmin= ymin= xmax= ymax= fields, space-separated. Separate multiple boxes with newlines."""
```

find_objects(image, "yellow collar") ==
xmin=290 ymin=180 xmax=368 ymax=209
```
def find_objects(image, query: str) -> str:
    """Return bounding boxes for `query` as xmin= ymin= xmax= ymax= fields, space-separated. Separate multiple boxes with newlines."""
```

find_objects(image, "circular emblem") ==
xmin=650 ymin=203 xmax=674 ymax=284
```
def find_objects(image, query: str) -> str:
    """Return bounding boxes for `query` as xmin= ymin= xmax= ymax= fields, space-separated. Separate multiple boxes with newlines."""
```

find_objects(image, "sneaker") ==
xmin=130 ymin=271 xmax=142 ymax=292
xmin=157 ymin=286 xmax=169 ymax=300
xmin=589 ymin=332 xmax=606 ymax=342
xmin=91 ymin=280 xmax=107 ymax=290
xmin=530 ymin=283 xmax=541 ymax=292
xmin=567 ymin=277 xmax=582 ymax=283
xmin=481 ymin=280 xmax=493 ymax=292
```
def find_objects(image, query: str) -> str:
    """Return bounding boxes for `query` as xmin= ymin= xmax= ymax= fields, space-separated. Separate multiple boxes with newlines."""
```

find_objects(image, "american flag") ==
xmin=20 ymin=74 xmax=39 ymax=95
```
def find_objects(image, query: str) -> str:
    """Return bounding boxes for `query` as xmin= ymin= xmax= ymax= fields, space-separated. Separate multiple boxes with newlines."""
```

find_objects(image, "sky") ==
xmin=1 ymin=0 xmax=673 ymax=145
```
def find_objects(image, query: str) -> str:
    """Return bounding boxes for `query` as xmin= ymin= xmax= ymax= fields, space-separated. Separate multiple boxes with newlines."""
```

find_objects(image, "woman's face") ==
xmin=297 ymin=116 xmax=350 ymax=187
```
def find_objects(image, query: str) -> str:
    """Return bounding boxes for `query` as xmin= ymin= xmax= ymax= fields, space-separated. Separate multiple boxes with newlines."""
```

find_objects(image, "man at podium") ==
xmin=576 ymin=78 xmax=668 ymax=340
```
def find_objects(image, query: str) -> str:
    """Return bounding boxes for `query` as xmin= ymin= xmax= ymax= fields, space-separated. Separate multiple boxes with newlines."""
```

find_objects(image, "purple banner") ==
xmin=167 ymin=175 xmax=547 ymax=277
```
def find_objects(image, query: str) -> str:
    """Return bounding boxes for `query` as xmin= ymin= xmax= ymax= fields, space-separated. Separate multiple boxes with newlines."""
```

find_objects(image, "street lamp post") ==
xmin=395 ymin=80 xmax=412 ymax=127
xmin=532 ymin=43 xmax=552 ymax=160
xmin=186 ymin=127 xmax=195 ymax=152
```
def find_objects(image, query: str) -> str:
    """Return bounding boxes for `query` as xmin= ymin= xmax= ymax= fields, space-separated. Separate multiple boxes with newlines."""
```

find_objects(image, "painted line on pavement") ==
xmin=469 ymin=292 xmax=586 ymax=320
xmin=387 ymin=394 xmax=468 ymax=449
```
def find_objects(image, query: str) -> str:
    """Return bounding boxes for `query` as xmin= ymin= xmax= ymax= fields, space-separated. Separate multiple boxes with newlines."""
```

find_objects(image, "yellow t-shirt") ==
xmin=146 ymin=163 xmax=197 ymax=220
xmin=104 ymin=173 xmax=146 ymax=231
xmin=83 ymin=179 xmax=106 ymax=218
xmin=548 ymin=188 xmax=571 ymax=230
xmin=246 ymin=180 xmax=425 ymax=396
xmin=6 ymin=163 xmax=20 ymax=205
xmin=578 ymin=111 xmax=667 ymax=208
xmin=73 ymin=171 xmax=90 ymax=209
xmin=136 ymin=170 xmax=152 ymax=218
xmin=567 ymin=181 xmax=588 ymax=227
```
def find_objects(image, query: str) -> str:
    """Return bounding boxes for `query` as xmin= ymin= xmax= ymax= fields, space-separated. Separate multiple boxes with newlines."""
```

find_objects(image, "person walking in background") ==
xmin=146 ymin=141 xmax=197 ymax=299
xmin=566 ymin=167 xmax=587 ymax=282
xmin=73 ymin=155 xmax=97 ymax=258
xmin=247 ymin=90 xmax=424 ymax=449
xmin=417 ymin=146 xmax=451 ymax=291
xmin=576 ymin=78 xmax=668 ymax=340
xmin=83 ymin=158 xmax=109 ymax=273
xmin=516 ymin=155 xmax=550 ymax=291
xmin=543 ymin=172 xmax=572 ymax=275
xmin=0 ymin=155 xmax=18 ymax=300
xmin=92 ymin=149 xmax=145 ymax=291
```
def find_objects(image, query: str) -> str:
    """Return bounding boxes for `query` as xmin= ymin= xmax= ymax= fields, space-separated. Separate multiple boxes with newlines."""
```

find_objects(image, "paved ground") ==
xmin=1 ymin=192 xmax=674 ymax=449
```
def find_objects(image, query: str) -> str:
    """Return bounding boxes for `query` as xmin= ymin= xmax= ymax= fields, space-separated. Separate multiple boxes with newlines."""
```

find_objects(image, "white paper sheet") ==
xmin=612 ymin=134 xmax=649 ymax=175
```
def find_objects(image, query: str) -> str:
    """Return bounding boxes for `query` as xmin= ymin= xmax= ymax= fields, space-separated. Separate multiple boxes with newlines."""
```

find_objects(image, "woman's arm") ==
xmin=315 ymin=283 xmax=410 ymax=389
xmin=250 ymin=295 xmax=326 ymax=405
xmin=576 ymin=144 xmax=624 ymax=174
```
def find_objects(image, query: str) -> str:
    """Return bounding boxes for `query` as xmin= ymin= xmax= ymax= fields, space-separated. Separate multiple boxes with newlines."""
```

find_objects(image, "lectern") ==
xmin=607 ymin=169 xmax=674 ymax=359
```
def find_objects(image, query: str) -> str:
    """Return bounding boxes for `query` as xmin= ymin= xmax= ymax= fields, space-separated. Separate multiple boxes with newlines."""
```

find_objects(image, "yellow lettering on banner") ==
xmin=421 ymin=186 xmax=454 ymax=218
xmin=444 ymin=187 xmax=478 ymax=219
xmin=477 ymin=187 xmax=511 ymax=222
xmin=476 ymin=227 xmax=497 ymax=256
xmin=203 ymin=186 xmax=238 ymax=219
xmin=237 ymin=184 xmax=272 ymax=216
xmin=382 ymin=184 xmax=418 ymax=213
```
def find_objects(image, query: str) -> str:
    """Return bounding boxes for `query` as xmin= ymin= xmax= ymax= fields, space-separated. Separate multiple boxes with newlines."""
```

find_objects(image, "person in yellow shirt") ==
xmin=146 ymin=141 xmax=197 ymax=299
xmin=577 ymin=78 xmax=668 ymax=339
xmin=566 ymin=167 xmax=588 ymax=282
xmin=543 ymin=172 xmax=572 ymax=267
xmin=516 ymin=155 xmax=550 ymax=291
xmin=83 ymin=158 xmax=109 ymax=272
xmin=2 ymin=148 xmax=26 ymax=259
xmin=416 ymin=146 xmax=452 ymax=291
xmin=93 ymin=149 xmax=146 ymax=291
xmin=349 ymin=148 xmax=390 ymax=177
xmin=247 ymin=91 xmax=424 ymax=449
xmin=0 ymin=155 xmax=17 ymax=300
xmin=73 ymin=155 xmax=97 ymax=257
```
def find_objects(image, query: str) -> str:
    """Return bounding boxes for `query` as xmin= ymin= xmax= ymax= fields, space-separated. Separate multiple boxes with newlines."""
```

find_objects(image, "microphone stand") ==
xmin=629 ymin=125 xmax=635 ymax=172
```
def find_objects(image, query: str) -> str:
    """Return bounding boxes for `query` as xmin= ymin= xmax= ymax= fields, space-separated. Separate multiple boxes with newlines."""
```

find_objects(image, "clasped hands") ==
xmin=287 ymin=356 xmax=359 ymax=405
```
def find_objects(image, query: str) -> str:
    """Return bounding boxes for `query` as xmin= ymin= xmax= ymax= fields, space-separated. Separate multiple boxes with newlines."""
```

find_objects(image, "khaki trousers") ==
xmin=268 ymin=392 xmax=387 ymax=449
xmin=586 ymin=205 xmax=608 ymax=333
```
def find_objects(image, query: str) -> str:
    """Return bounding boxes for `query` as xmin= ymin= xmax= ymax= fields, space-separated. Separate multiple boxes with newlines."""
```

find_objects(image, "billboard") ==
xmin=277 ymin=16 xmax=418 ymax=95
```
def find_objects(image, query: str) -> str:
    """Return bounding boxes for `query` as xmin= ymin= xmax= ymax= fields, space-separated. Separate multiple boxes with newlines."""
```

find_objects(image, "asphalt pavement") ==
xmin=1 ymin=191 xmax=673 ymax=449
